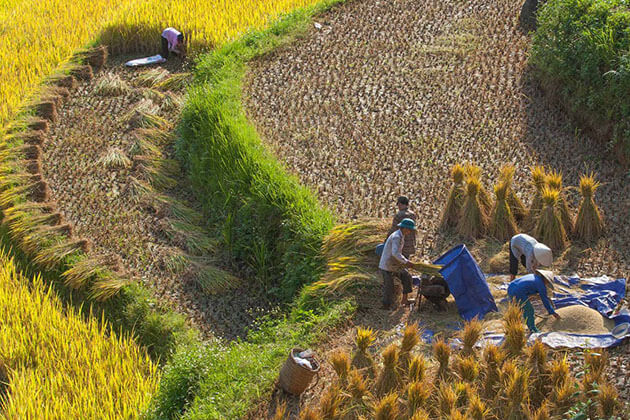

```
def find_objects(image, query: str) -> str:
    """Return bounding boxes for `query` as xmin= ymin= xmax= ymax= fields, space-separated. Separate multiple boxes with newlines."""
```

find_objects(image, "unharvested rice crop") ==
xmin=539 ymin=305 xmax=614 ymax=335
xmin=0 ymin=250 xmax=158 ymax=418
xmin=0 ymin=0 xmax=322 ymax=124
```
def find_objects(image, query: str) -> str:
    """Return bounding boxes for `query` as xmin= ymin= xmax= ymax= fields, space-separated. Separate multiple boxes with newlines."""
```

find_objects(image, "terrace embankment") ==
xmin=244 ymin=0 xmax=630 ymax=278
xmin=40 ymin=59 xmax=273 ymax=340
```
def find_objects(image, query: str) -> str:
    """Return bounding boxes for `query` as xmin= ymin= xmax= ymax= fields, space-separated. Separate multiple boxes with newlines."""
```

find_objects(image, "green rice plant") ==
xmin=0 ymin=251 xmax=159 ymax=418
xmin=460 ymin=318 xmax=482 ymax=356
xmin=375 ymin=344 xmax=399 ymax=396
xmin=407 ymin=381 xmax=431 ymax=416
xmin=434 ymin=338 xmax=451 ymax=379
xmin=98 ymin=147 xmax=132 ymax=169
xmin=373 ymin=393 xmax=399 ymax=420
xmin=545 ymin=170 xmax=573 ymax=234
xmin=574 ymin=173 xmax=604 ymax=242
xmin=458 ymin=177 xmax=489 ymax=239
xmin=535 ymin=187 xmax=567 ymax=250
xmin=441 ymin=163 xmax=466 ymax=230
xmin=489 ymin=181 xmax=518 ymax=242
xmin=499 ymin=164 xmax=527 ymax=222
xmin=524 ymin=165 xmax=547 ymax=230
xmin=33 ymin=239 xmax=90 ymax=270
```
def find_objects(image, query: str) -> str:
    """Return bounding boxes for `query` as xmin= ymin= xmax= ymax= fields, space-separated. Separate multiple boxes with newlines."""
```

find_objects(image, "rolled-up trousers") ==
xmin=381 ymin=269 xmax=412 ymax=307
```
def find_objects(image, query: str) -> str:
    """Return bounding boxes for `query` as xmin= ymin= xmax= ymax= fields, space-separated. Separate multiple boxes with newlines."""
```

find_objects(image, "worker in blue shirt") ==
xmin=507 ymin=270 xmax=561 ymax=332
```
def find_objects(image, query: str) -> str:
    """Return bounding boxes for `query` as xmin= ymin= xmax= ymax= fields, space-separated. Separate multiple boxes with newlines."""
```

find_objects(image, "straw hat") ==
xmin=535 ymin=269 xmax=555 ymax=290
xmin=533 ymin=243 xmax=553 ymax=267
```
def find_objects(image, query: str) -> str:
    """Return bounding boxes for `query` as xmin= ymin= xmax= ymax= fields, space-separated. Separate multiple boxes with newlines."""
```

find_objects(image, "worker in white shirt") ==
xmin=379 ymin=218 xmax=416 ymax=310
xmin=509 ymin=233 xmax=553 ymax=281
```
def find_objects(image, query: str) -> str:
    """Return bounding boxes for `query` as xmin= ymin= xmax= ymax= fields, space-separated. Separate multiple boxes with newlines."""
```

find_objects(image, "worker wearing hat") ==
xmin=386 ymin=196 xmax=417 ymax=258
xmin=509 ymin=233 xmax=553 ymax=281
xmin=379 ymin=218 xmax=416 ymax=310
xmin=508 ymin=269 xmax=561 ymax=333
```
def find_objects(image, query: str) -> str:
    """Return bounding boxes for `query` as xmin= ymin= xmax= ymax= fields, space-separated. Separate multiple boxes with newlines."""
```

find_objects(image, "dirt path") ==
xmin=41 ymin=59 xmax=274 ymax=340
xmin=243 ymin=0 xmax=630 ymax=416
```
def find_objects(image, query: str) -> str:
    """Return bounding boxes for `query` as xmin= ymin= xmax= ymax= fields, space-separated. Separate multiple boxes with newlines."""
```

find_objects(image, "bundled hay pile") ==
xmin=457 ymin=177 xmax=489 ymax=239
xmin=546 ymin=170 xmax=573 ymax=235
xmin=489 ymin=181 xmax=518 ymax=242
xmin=535 ymin=187 xmax=567 ymax=251
xmin=465 ymin=164 xmax=493 ymax=216
xmin=499 ymin=164 xmax=527 ymax=223
xmin=574 ymin=173 xmax=604 ymax=243
xmin=440 ymin=164 xmax=466 ymax=230
xmin=525 ymin=165 xmax=547 ymax=231
xmin=540 ymin=305 xmax=614 ymax=335
xmin=293 ymin=307 xmax=623 ymax=420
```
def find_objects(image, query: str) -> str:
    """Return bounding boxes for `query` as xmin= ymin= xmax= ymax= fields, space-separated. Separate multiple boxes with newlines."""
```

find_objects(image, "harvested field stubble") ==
xmin=38 ymin=61 xmax=273 ymax=339
xmin=245 ymin=0 xmax=630 ymax=279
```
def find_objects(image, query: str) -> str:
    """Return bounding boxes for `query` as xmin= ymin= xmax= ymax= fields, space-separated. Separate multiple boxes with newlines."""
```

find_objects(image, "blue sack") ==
xmin=433 ymin=244 xmax=498 ymax=321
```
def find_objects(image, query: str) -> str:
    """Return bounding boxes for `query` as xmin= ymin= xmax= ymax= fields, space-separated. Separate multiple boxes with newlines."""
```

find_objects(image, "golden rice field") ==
xmin=0 ymin=250 xmax=159 ymax=419
xmin=0 ymin=0 xmax=321 ymax=125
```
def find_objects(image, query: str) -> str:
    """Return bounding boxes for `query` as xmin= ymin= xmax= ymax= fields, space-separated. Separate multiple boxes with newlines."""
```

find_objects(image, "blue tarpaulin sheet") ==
xmin=433 ymin=244 xmax=498 ymax=321
xmin=488 ymin=275 xmax=629 ymax=349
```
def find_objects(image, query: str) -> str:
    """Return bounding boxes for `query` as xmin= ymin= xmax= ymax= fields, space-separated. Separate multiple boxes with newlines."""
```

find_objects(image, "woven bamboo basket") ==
xmin=278 ymin=347 xmax=320 ymax=395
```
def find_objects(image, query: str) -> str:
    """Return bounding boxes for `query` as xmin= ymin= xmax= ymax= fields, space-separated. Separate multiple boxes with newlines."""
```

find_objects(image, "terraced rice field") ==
xmin=40 ymin=59 xmax=273 ymax=339
xmin=244 ymin=0 xmax=630 ymax=279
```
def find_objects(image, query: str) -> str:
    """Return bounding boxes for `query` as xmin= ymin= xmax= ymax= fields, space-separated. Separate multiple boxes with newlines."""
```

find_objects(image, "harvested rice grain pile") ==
xmin=540 ymin=305 xmax=614 ymax=335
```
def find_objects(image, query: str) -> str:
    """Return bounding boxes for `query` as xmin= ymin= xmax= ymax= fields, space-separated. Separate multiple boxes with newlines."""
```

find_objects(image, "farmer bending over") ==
xmin=161 ymin=27 xmax=186 ymax=60
xmin=509 ymin=233 xmax=552 ymax=281
xmin=508 ymin=270 xmax=560 ymax=333
xmin=379 ymin=218 xmax=416 ymax=310
xmin=386 ymin=195 xmax=416 ymax=258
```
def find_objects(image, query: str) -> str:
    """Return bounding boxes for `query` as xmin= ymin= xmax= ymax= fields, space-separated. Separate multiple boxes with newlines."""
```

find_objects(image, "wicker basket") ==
xmin=278 ymin=347 xmax=320 ymax=395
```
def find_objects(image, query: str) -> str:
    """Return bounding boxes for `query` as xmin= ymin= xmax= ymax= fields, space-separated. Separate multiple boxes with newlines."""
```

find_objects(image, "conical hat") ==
xmin=535 ymin=269 xmax=555 ymax=290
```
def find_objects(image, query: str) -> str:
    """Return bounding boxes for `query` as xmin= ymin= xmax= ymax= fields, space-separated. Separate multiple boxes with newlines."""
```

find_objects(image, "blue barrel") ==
xmin=433 ymin=244 xmax=498 ymax=321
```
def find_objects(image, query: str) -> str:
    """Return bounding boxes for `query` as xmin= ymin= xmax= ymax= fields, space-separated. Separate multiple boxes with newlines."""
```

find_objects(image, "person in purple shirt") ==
xmin=507 ymin=270 xmax=561 ymax=332
xmin=161 ymin=28 xmax=186 ymax=60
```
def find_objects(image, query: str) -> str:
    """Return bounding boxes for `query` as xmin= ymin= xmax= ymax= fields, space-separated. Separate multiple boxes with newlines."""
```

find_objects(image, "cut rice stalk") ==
xmin=524 ymin=165 xmax=547 ymax=231
xmin=573 ymin=172 xmax=604 ymax=243
xmin=440 ymin=163 xmax=466 ymax=230
xmin=489 ymin=181 xmax=518 ymax=242
xmin=499 ymin=164 xmax=527 ymax=222
xmin=545 ymin=170 xmax=573 ymax=235
xmin=457 ymin=177 xmax=488 ymax=239
xmin=534 ymin=187 xmax=567 ymax=250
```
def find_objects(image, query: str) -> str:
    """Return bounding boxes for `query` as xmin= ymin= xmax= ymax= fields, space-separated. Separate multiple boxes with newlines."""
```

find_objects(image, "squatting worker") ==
xmin=379 ymin=218 xmax=416 ymax=310
xmin=386 ymin=196 xmax=417 ymax=258
xmin=509 ymin=233 xmax=553 ymax=281
xmin=507 ymin=270 xmax=561 ymax=333
xmin=161 ymin=27 xmax=186 ymax=60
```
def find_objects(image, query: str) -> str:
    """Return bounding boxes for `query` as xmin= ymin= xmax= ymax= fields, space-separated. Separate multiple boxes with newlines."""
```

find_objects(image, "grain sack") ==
xmin=540 ymin=305 xmax=614 ymax=335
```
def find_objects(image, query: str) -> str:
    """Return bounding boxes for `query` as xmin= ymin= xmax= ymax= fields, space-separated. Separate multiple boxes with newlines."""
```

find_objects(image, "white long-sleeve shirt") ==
xmin=510 ymin=233 xmax=539 ymax=273
xmin=379 ymin=229 xmax=409 ymax=272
